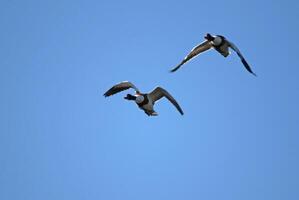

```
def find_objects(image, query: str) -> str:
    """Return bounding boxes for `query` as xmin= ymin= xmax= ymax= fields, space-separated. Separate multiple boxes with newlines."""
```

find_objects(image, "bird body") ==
xmin=134 ymin=94 xmax=155 ymax=115
xmin=213 ymin=35 xmax=230 ymax=57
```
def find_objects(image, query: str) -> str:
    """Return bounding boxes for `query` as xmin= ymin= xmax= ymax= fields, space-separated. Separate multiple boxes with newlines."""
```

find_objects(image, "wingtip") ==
xmin=170 ymin=63 xmax=183 ymax=73
xmin=250 ymin=70 xmax=257 ymax=77
xmin=169 ymin=67 xmax=177 ymax=73
xmin=241 ymin=59 xmax=257 ymax=77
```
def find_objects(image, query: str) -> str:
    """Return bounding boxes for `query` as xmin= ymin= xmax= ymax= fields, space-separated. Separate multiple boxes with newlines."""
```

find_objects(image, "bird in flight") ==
xmin=104 ymin=81 xmax=184 ymax=116
xmin=170 ymin=33 xmax=256 ymax=76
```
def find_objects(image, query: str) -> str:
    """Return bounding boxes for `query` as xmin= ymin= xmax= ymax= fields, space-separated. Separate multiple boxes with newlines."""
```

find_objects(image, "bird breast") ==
xmin=212 ymin=36 xmax=222 ymax=46
xmin=135 ymin=95 xmax=145 ymax=104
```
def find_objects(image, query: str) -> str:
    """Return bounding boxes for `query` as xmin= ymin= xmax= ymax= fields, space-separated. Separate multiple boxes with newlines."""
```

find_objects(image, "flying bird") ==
xmin=104 ymin=81 xmax=184 ymax=116
xmin=170 ymin=33 xmax=256 ymax=76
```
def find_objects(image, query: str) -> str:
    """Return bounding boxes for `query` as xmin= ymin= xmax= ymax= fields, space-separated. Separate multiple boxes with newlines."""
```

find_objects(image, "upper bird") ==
xmin=104 ymin=81 xmax=184 ymax=116
xmin=170 ymin=33 xmax=256 ymax=76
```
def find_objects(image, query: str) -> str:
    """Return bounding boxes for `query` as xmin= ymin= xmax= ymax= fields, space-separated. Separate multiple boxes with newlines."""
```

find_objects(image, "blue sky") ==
xmin=1 ymin=0 xmax=298 ymax=199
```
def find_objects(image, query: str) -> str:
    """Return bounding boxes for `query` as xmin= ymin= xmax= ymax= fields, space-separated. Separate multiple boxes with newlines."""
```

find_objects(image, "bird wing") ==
xmin=149 ymin=87 xmax=184 ymax=115
xmin=170 ymin=40 xmax=213 ymax=72
xmin=228 ymin=41 xmax=256 ymax=76
xmin=104 ymin=81 xmax=140 ymax=97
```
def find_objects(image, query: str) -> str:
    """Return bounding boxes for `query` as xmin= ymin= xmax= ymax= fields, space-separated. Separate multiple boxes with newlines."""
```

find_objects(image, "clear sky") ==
xmin=1 ymin=0 xmax=298 ymax=200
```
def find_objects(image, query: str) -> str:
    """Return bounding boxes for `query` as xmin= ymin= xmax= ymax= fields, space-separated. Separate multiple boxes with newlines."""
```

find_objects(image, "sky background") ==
xmin=1 ymin=0 xmax=299 ymax=200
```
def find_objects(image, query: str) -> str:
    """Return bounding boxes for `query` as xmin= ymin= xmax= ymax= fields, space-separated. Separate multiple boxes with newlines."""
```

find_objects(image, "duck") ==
xmin=104 ymin=81 xmax=184 ymax=116
xmin=170 ymin=33 xmax=256 ymax=76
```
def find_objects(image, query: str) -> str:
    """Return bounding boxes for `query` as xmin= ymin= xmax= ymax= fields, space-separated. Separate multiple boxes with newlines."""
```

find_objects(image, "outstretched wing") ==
xmin=170 ymin=40 xmax=213 ymax=72
xmin=149 ymin=87 xmax=184 ymax=115
xmin=228 ymin=41 xmax=256 ymax=76
xmin=104 ymin=81 xmax=140 ymax=97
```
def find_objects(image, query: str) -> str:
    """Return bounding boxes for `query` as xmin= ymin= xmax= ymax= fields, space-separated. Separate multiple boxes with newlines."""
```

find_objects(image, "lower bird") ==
xmin=104 ymin=81 xmax=184 ymax=116
xmin=170 ymin=33 xmax=256 ymax=76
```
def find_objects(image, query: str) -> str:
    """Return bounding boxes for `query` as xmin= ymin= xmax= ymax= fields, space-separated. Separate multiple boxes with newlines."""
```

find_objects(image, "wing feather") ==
xmin=104 ymin=81 xmax=139 ymax=97
xmin=149 ymin=87 xmax=184 ymax=115
xmin=170 ymin=40 xmax=213 ymax=72
xmin=228 ymin=41 xmax=256 ymax=76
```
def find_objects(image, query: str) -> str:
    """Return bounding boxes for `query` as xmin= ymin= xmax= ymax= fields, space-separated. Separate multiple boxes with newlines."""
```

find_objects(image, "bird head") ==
xmin=205 ymin=33 xmax=214 ymax=41
xmin=124 ymin=94 xmax=136 ymax=101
